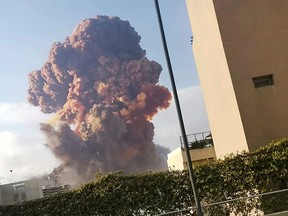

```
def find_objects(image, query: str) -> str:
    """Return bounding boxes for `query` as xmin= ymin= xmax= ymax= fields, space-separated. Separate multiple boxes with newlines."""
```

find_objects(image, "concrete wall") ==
xmin=212 ymin=0 xmax=288 ymax=151
xmin=0 ymin=179 xmax=42 ymax=205
xmin=168 ymin=148 xmax=186 ymax=170
xmin=186 ymin=0 xmax=288 ymax=156
xmin=167 ymin=146 xmax=216 ymax=171
xmin=0 ymin=186 xmax=3 ymax=205
xmin=186 ymin=0 xmax=248 ymax=158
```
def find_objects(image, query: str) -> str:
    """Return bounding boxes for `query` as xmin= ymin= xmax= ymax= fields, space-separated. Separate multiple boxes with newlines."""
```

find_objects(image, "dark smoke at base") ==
xmin=28 ymin=16 xmax=172 ymax=185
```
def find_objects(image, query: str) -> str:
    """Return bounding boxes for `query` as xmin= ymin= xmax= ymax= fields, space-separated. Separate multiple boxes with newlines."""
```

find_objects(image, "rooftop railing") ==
xmin=180 ymin=131 xmax=213 ymax=150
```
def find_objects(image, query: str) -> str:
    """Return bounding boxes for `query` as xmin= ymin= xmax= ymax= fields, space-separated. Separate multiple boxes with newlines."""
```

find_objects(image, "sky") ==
xmin=0 ymin=0 xmax=209 ymax=184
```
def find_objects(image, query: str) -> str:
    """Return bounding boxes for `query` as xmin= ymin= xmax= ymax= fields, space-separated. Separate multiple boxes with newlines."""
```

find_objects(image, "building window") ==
xmin=13 ymin=194 xmax=19 ymax=202
xmin=13 ymin=183 xmax=25 ymax=190
xmin=252 ymin=74 xmax=274 ymax=88
xmin=21 ymin=192 xmax=27 ymax=201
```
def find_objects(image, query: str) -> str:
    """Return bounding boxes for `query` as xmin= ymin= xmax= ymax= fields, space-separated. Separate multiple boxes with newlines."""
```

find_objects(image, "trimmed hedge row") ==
xmin=0 ymin=138 xmax=288 ymax=215
xmin=195 ymin=138 xmax=288 ymax=215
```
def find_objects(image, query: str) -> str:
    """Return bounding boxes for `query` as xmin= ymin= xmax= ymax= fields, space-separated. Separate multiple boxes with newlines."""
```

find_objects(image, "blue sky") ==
xmin=0 ymin=0 xmax=209 ymax=183
xmin=0 ymin=0 xmax=199 ymax=102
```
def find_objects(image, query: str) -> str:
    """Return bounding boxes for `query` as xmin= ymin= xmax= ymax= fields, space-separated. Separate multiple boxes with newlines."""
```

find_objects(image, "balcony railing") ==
xmin=180 ymin=131 xmax=213 ymax=150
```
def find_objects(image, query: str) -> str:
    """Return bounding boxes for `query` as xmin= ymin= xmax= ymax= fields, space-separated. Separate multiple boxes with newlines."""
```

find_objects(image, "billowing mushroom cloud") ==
xmin=28 ymin=16 xmax=172 ymax=183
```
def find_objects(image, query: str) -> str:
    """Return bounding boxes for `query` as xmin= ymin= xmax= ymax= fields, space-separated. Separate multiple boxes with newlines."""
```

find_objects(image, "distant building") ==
xmin=167 ymin=131 xmax=216 ymax=170
xmin=186 ymin=0 xmax=288 ymax=158
xmin=0 ymin=179 xmax=42 ymax=205
xmin=0 ymin=186 xmax=2 ymax=204
xmin=42 ymin=184 xmax=70 ymax=198
xmin=0 ymin=177 xmax=70 ymax=205
xmin=168 ymin=146 xmax=216 ymax=170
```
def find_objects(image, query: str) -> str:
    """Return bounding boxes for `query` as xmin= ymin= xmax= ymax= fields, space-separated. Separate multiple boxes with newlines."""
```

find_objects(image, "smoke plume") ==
xmin=28 ymin=16 xmax=171 ymax=183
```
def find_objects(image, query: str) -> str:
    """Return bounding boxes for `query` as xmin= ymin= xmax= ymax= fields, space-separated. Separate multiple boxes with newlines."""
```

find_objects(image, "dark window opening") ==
xmin=21 ymin=192 xmax=27 ymax=201
xmin=252 ymin=74 xmax=274 ymax=88
xmin=13 ymin=194 xmax=19 ymax=202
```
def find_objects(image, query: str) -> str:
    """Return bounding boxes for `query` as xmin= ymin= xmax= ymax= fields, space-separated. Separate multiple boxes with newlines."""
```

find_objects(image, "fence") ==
xmin=180 ymin=131 xmax=213 ymax=150
xmin=153 ymin=188 xmax=288 ymax=216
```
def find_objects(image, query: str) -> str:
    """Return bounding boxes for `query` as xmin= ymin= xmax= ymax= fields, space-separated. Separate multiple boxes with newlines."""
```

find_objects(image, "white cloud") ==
xmin=0 ymin=130 xmax=60 ymax=184
xmin=0 ymin=102 xmax=48 ymax=126
xmin=153 ymin=86 xmax=210 ymax=151
xmin=0 ymin=103 xmax=60 ymax=184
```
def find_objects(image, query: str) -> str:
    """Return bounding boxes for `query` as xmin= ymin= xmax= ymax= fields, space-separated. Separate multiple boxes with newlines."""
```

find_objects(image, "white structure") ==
xmin=168 ymin=146 xmax=216 ymax=170
xmin=0 ymin=179 xmax=42 ymax=205
xmin=0 ymin=177 xmax=70 ymax=205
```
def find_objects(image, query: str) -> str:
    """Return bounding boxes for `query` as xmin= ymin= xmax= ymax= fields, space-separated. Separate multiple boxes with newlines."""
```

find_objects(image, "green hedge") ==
xmin=1 ymin=138 xmax=288 ymax=216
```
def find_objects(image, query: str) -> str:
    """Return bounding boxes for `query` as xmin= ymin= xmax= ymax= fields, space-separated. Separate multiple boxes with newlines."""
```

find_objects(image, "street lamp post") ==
xmin=154 ymin=1 xmax=203 ymax=215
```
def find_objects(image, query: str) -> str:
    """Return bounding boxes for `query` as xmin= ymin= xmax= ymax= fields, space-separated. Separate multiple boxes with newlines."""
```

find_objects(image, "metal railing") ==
xmin=180 ymin=131 xmax=213 ymax=149
xmin=153 ymin=188 xmax=288 ymax=216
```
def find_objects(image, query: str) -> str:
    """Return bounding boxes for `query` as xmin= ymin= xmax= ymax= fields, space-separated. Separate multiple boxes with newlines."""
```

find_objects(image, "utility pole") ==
xmin=154 ymin=1 xmax=203 ymax=215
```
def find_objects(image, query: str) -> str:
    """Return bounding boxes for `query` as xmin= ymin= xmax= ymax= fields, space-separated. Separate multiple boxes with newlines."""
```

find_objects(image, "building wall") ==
xmin=42 ymin=185 xmax=71 ymax=198
xmin=0 ymin=186 xmax=3 ymax=205
xmin=0 ymin=179 xmax=42 ymax=205
xmin=168 ymin=146 xmax=216 ymax=171
xmin=0 ymin=178 xmax=71 ymax=206
xmin=186 ymin=0 xmax=288 ymax=157
xmin=167 ymin=148 xmax=186 ymax=170
xmin=212 ymin=0 xmax=288 ymax=151
xmin=186 ymin=0 xmax=248 ymax=158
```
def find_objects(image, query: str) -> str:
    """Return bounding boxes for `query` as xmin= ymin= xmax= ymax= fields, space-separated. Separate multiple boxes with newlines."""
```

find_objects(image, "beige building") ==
xmin=168 ymin=131 xmax=216 ymax=170
xmin=186 ymin=0 xmax=288 ymax=158
xmin=168 ymin=146 xmax=216 ymax=170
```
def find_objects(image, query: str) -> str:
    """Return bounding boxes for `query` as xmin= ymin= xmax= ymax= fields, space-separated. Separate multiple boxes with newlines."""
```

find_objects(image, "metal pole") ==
xmin=154 ymin=1 xmax=203 ymax=215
